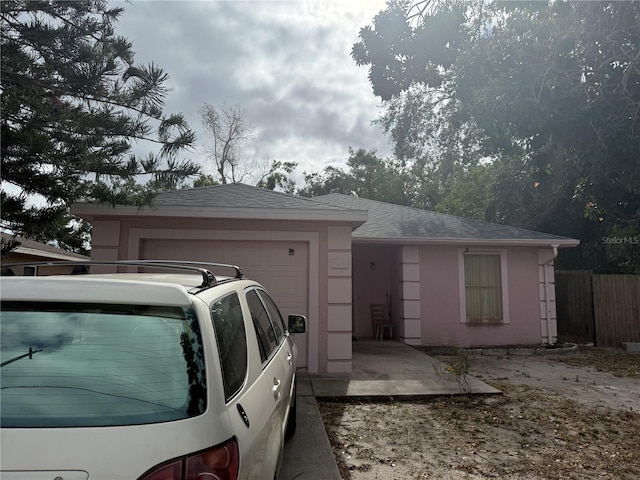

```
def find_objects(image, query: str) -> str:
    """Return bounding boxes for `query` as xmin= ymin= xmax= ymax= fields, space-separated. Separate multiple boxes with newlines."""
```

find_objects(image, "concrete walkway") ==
xmin=278 ymin=340 xmax=500 ymax=480
xmin=311 ymin=340 xmax=500 ymax=398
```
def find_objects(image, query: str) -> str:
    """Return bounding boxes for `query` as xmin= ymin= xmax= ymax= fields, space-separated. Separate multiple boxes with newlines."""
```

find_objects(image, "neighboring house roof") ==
xmin=1 ymin=233 xmax=90 ymax=261
xmin=72 ymin=183 xmax=368 ymax=225
xmin=315 ymin=194 xmax=579 ymax=247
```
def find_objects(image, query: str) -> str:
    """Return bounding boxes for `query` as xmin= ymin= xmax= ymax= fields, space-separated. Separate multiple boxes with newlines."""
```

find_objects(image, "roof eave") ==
xmin=352 ymin=236 xmax=580 ymax=247
xmin=71 ymin=203 xmax=368 ymax=226
xmin=12 ymin=246 xmax=90 ymax=261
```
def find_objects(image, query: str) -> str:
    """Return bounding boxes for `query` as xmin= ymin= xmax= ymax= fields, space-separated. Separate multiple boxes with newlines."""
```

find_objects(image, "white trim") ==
xmin=458 ymin=248 xmax=510 ymax=325
xmin=126 ymin=228 xmax=321 ymax=373
xmin=12 ymin=246 xmax=89 ymax=261
xmin=72 ymin=203 xmax=368 ymax=224
xmin=355 ymin=237 xmax=579 ymax=247
xmin=539 ymin=247 xmax=559 ymax=344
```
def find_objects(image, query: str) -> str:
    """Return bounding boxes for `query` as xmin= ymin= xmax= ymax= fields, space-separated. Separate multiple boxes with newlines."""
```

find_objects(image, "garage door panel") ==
xmin=143 ymin=240 xmax=236 ymax=263
xmin=267 ymin=276 xmax=298 ymax=295
xmin=268 ymin=246 xmax=298 ymax=266
xmin=233 ymin=247 xmax=264 ymax=266
xmin=209 ymin=245 xmax=234 ymax=262
xmin=142 ymin=239 xmax=308 ymax=368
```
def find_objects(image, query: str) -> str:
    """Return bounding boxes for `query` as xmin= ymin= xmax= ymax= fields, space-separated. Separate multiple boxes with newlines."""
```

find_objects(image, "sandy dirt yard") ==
xmin=319 ymin=348 xmax=640 ymax=480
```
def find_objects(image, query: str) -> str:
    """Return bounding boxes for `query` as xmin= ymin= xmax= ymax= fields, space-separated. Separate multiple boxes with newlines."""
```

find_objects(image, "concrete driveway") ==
xmin=278 ymin=374 xmax=341 ymax=480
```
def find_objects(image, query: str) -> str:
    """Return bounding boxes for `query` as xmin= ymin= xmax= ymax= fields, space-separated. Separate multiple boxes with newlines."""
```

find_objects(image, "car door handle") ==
xmin=237 ymin=403 xmax=250 ymax=428
xmin=272 ymin=377 xmax=282 ymax=399
xmin=287 ymin=351 xmax=293 ymax=365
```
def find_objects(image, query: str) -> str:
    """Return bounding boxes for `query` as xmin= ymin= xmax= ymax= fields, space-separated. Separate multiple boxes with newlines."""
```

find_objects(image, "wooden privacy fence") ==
xmin=556 ymin=271 xmax=640 ymax=347
xmin=593 ymin=275 xmax=640 ymax=347
xmin=556 ymin=271 xmax=595 ymax=344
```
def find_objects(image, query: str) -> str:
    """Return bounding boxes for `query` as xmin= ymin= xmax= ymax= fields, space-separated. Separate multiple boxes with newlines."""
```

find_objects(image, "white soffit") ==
xmin=71 ymin=203 xmax=369 ymax=224
xmin=352 ymin=236 xmax=580 ymax=248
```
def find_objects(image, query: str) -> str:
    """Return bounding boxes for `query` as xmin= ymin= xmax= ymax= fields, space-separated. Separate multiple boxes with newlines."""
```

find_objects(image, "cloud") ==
xmin=114 ymin=0 xmax=391 ymax=182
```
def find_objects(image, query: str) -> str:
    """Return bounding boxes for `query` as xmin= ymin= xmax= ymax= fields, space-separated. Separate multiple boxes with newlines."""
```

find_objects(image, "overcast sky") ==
xmin=114 ymin=0 xmax=392 ymax=185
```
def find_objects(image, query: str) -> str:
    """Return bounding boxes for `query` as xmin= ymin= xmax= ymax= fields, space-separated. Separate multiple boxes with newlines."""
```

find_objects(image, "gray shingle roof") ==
xmin=315 ymin=194 xmax=577 ymax=244
xmin=1 ymin=232 xmax=89 ymax=260
xmin=155 ymin=183 xmax=351 ymax=211
xmin=73 ymin=183 xmax=368 ymax=223
xmin=74 ymin=184 xmax=577 ymax=245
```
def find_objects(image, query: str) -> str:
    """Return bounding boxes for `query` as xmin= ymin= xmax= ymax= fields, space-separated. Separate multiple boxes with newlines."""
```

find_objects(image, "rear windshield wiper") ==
xmin=0 ymin=347 xmax=43 ymax=368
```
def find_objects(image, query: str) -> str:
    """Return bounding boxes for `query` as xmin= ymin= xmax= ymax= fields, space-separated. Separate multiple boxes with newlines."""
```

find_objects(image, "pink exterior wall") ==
xmin=420 ymin=245 xmax=543 ymax=346
xmin=352 ymin=243 xmax=551 ymax=346
xmin=86 ymin=215 xmax=354 ymax=373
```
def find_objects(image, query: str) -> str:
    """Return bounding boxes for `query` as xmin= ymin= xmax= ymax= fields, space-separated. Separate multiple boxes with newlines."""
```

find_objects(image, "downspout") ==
xmin=544 ymin=244 xmax=559 ymax=344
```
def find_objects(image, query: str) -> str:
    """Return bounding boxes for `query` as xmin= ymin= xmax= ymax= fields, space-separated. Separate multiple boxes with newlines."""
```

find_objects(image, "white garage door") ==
xmin=141 ymin=239 xmax=309 ymax=368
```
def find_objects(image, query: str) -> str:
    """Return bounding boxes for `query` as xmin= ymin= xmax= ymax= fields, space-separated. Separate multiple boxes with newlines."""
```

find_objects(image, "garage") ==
xmin=73 ymin=183 xmax=367 ymax=373
xmin=141 ymin=239 xmax=309 ymax=368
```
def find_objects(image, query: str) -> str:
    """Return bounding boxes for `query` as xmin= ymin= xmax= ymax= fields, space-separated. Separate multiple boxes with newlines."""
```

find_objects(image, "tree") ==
xmin=354 ymin=0 xmax=640 ymax=273
xmin=192 ymin=174 xmax=219 ymax=188
xmin=298 ymin=148 xmax=412 ymax=206
xmin=344 ymin=148 xmax=412 ymax=205
xmin=435 ymin=164 xmax=493 ymax=220
xmin=351 ymin=0 xmax=466 ymax=102
xmin=199 ymin=103 xmax=254 ymax=185
xmin=1 ymin=0 xmax=199 ymax=254
xmin=256 ymin=160 xmax=297 ymax=193
xmin=297 ymin=165 xmax=352 ymax=198
xmin=197 ymin=103 xmax=301 ymax=192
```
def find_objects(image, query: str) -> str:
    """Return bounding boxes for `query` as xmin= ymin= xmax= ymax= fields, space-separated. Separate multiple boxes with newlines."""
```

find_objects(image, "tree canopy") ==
xmin=197 ymin=103 xmax=298 ymax=193
xmin=199 ymin=103 xmax=253 ymax=185
xmin=351 ymin=0 xmax=640 ymax=273
xmin=1 ymin=0 xmax=199 ymax=254
xmin=298 ymin=148 xmax=411 ymax=205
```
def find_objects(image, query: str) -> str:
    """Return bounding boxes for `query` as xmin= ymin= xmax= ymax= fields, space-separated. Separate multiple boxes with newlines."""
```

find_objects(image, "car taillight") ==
xmin=140 ymin=460 xmax=182 ymax=480
xmin=185 ymin=439 xmax=239 ymax=480
xmin=139 ymin=438 xmax=239 ymax=480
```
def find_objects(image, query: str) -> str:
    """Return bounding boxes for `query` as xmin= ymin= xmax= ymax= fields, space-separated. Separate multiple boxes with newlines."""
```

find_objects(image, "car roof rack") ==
xmin=1 ymin=260 xmax=244 ymax=289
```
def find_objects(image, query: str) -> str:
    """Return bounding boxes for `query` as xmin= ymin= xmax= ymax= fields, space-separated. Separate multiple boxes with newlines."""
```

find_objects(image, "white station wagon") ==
xmin=0 ymin=260 xmax=306 ymax=480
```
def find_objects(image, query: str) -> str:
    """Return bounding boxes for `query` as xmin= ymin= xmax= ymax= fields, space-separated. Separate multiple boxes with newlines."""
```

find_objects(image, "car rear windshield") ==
xmin=0 ymin=302 xmax=207 ymax=428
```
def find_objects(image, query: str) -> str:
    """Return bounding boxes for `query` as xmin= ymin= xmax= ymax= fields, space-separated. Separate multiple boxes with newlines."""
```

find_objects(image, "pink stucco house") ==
xmin=72 ymin=183 xmax=579 ymax=373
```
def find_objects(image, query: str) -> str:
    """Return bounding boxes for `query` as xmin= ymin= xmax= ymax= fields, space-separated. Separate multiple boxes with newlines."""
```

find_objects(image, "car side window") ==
xmin=246 ymin=289 xmax=278 ymax=363
xmin=257 ymin=290 xmax=286 ymax=341
xmin=210 ymin=292 xmax=247 ymax=402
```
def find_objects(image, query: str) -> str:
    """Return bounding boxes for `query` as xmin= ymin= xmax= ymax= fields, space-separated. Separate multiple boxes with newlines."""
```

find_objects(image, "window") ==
xmin=460 ymin=251 xmax=509 ymax=324
xmin=246 ymin=289 xmax=279 ymax=363
xmin=0 ymin=302 xmax=206 ymax=428
xmin=257 ymin=290 xmax=286 ymax=343
xmin=210 ymin=293 xmax=247 ymax=401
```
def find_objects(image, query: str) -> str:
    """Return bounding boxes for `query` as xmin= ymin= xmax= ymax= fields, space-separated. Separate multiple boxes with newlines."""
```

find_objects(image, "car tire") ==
xmin=284 ymin=378 xmax=297 ymax=439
